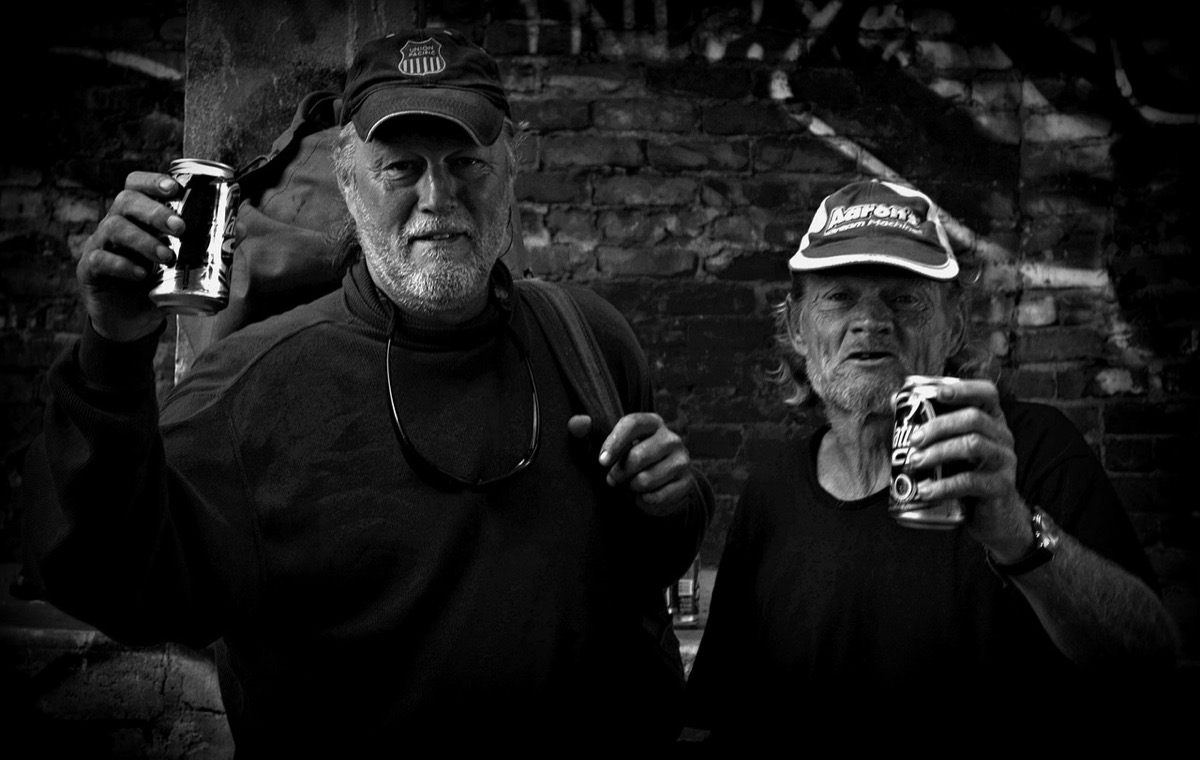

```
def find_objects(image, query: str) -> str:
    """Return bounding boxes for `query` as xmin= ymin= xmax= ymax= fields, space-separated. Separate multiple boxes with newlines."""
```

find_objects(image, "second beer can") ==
xmin=888 ymin=375 xmax=967 ymax=529
xmin=666 ymin=556 xmax=702 ymax=628
xmin=149 ymin=158 xmax=240 ymax=315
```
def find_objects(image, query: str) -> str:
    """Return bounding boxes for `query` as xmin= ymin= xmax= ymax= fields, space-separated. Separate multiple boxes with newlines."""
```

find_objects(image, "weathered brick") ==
xmin=1023 ymin=111 xmax=1113 ymax=142
xmin=1055 ymin=368 xmax=1089 ymax=401
xmin=597 ymin=246 xmax=695 ymax=277
xmin=545 ymin=208 xmax=599 ymax=247
xmin=511 ymin=99 xmax=591 ymax=131
xmin=706 ymin=250 xmax=790 ymax=282
xmin=646 ymin=62 xmax=752 ymax=99
xmin=598 ymin=209 xmax=669 ymax=245
xmin=755 ymin=137 xmax=857 ymax=174
xmin=542 ymin=135 xmax=643 ymax=168
xmin=662 ymin=282 xmax=757 ymax=315
xmin=1005 ymin=367 xmax=1056 ymax=400
xmin=915 ymin=40 xmax=973 ymax=69
xmin=515 ymin=171 xmax=589 ymax=204
xmin=1092 ymin=368 xmax=1144 ymax=397
xmin=593 ymin=175 xmax=699 ymax=206
xmin=686 ymin=315 xmax=774 ymax=351
xmin=1011 ymin=327 xmax=1105 ymax=363
xmin=700 ymin=178 xmax=750 ymax=207
xmin=702 ymin=103 xmax=795 ymax=135
xmin=646 ymin=139 xmax=750 ymax=172
xmin=739 ymin=176 xmax=811 ymax=208
xmin=593 ymin=98 xmax=696 ymax=132
xmin=545 ymin=62 xmax=643 ymax=94
xmin=1023 ymin=141 xmax=1116 ymax=182
xmin=0 ymin=189 xmax=48 ymax=221
xmin=53 ymin=196 xmax=102 ymax=225
xmin=761 ymin=212 xmax=813 ymax=249
xmin=1016 ymin=294 xmax=1057 ymax=327
xmin=521 ymin=244 xmax=596 ymax=279
xmin=710 ymin=213 xmax=762 ymax=246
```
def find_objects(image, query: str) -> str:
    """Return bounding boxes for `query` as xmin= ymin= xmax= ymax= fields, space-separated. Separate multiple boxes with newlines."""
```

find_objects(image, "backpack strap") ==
xmin=236 ymin=90 xmax=342 ymax=185
xmin=515 ymin=277 xmax=687 ymax=707
xmin=515 ymin=278 xmax=624 ymax=435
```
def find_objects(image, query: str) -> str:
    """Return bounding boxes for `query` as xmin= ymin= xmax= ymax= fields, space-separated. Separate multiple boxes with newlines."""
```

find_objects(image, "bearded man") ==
xmin=19 ymin=29 xmax=711 ymax=754
xmin=683 ymin=180 xmax=1180 ymax=749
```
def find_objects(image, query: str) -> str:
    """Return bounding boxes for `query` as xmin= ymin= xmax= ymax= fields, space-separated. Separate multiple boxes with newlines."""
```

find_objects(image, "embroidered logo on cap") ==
xmin=822 ymin=202 xmax=922 ymax=237
xmin=397 ymin=38 xmax=446 ymax=77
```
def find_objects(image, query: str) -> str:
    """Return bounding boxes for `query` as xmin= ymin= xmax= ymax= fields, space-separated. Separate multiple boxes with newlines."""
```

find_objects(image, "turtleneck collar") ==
xmin=344 ymin=259 xmax=519 ymax=351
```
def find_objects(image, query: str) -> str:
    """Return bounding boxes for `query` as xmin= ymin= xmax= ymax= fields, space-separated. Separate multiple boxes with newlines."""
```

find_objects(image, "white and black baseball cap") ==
xmin=788 ymin=179 xmax=959 ymax=281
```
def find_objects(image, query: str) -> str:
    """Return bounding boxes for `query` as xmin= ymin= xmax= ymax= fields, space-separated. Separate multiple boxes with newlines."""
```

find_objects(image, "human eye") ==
xmin=888 ymin=289 xmax=928 ymax=311
xmin=450 ymin=154 xmax=493 ymax=177
xmin=378 ymin=158 xmax=423 ymax=183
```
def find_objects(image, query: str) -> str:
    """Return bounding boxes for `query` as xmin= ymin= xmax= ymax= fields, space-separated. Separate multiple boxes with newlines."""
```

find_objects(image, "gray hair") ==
xmin=768 ymin=271 xmax=997 ymax=408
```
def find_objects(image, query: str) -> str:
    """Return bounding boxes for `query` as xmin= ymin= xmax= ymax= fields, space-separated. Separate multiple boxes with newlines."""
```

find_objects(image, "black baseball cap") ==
xmin=342 ymin=28 xmax=511 ymax=145
xmin=789 ymin=179 xmax=959 ymax=280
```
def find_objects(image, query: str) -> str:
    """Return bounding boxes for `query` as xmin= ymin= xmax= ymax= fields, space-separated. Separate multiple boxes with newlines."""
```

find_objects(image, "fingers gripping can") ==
xmin=888 ymin=375 xmax=967 ymax=529
xmin=149 ymin=158 xmax=240 ymax=315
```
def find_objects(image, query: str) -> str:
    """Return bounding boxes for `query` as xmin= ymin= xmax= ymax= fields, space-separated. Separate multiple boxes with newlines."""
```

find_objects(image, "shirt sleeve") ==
xmin=20 ymin=321 xmax=249 ymax=647
xmin=1007 ymin=400 xmax=1160 ymax=593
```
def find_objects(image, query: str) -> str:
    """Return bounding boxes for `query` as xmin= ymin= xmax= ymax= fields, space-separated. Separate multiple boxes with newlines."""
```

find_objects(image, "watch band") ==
xmin=985 ymin=507 xmax=1060 ymax=584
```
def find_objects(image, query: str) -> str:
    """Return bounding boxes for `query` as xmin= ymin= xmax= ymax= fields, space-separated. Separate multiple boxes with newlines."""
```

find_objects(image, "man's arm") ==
xmin=1002 ymin=524 xmax=1180 ymax=668
xmin=19 ymin=171 xmax=242 ymax=647
xmin=910 ymin=379 xmax=1181 ymax=669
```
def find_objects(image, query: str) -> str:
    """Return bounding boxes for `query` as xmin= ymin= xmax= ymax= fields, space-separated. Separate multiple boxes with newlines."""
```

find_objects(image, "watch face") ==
xmin=1032 ymin=510 xmax=1061 ymax=551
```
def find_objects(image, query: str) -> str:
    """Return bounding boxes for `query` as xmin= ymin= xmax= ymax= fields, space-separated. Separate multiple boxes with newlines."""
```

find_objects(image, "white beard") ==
xmin=809 ymin=361 xmax=906 ymax=418
xmin=349 ymin=188 xmax=509 ymax=315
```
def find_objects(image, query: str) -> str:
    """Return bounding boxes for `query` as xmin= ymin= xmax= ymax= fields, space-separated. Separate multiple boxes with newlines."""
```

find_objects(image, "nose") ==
xmin=417 ymin=163 xmax=459 ymax=213
xmin=849 ymin=295 xmax=895 ymax=336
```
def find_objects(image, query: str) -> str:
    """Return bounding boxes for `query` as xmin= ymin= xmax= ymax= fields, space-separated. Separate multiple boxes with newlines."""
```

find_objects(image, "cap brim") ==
xmin=788 ymin=237 xmax=959 ymax=280
xmin=353 ymin=86 xmax=505 ymax=145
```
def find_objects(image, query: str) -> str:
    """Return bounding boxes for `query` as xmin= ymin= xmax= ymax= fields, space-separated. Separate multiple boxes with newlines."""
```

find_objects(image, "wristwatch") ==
xmin=985 ymin=507 xmax=1061 ymax=584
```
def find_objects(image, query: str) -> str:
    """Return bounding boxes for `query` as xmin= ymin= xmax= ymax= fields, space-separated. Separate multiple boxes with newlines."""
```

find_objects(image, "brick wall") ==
xmin=2 ymin=1 xmax=1197 ymax=753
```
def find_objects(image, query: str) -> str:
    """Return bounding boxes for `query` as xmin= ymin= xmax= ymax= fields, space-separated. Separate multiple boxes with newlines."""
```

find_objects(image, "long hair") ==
xmin=769 ymin=269 xmax=997 ymax=408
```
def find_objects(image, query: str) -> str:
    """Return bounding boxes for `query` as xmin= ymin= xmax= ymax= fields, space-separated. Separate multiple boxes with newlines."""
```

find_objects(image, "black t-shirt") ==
xmin=685 ymin=399 xmax=1162 ymax=745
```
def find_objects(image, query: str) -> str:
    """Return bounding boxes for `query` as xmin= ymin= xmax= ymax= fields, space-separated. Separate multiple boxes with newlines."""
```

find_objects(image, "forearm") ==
xmin=1011 ymin=532 xmax=1181 ymax=669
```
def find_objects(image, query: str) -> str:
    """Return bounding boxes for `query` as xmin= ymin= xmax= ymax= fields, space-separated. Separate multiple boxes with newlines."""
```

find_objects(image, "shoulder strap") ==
xmin=516 ymin=278 xmax=687 ymax=704
xmin=514 ymin=279 xmax=623 ymax=435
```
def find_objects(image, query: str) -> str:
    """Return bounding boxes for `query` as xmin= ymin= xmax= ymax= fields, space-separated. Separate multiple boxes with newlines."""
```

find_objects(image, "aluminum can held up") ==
xmin=149 ymin=158 xmax=240 ymax=315
xmin=888 ymin=375 xmax=967 ymax=529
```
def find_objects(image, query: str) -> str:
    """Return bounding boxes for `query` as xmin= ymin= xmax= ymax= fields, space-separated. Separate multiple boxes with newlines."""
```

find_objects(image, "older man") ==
xmin=20 ymin=29 xmax=711 ymax=753
xmin=684 ymin=179 xmax=1180 ymax=746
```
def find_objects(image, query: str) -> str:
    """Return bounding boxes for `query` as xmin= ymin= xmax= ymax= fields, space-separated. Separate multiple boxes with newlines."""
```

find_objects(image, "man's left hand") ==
xmin=568 ymin=412 xmax=695 ymax=517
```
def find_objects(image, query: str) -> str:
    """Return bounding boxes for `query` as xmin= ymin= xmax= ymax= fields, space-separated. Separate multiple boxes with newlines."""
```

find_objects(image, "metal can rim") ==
xmin=901 ymin=374 xmax=961 ymax=388
xmin=169 ymin=158 xmax=236 ymax=179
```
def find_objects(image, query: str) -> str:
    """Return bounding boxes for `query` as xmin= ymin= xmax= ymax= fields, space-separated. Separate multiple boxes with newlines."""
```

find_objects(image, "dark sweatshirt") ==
xmin=21 ymin=260 xmax=712 ymax=754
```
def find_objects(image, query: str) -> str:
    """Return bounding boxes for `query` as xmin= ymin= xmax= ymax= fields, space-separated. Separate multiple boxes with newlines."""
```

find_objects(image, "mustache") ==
xmin=402 ymin=217 xmax=476 ymax=240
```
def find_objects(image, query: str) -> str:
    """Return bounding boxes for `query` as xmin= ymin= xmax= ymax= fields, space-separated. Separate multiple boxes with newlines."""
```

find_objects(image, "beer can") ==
xmin=888 ymin=375 xmax=967 ymax=529
xmin=666 ymin=555 xmax=702 ymax=628
xmin=149 ymin=158 xmax=240 ymax=315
